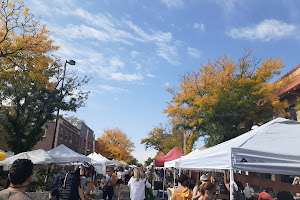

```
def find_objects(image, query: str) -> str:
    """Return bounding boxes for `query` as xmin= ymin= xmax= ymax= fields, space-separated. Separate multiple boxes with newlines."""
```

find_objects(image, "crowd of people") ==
xmin=0 ymin=158 xmax=299 ymax=200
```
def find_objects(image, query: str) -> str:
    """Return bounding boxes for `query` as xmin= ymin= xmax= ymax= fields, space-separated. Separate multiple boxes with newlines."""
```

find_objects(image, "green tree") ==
xmin=0 ymin=0 xmax=90 ymax=153
xmin=164 ymin=50 xmax=289 ymax=147
xmin=144 ymin=157 xmax=154 ymax=166
xmin=128 ymin=157 xmax=139 ymax=165
xmin=141 ymin=124 xmax=198 ymax=154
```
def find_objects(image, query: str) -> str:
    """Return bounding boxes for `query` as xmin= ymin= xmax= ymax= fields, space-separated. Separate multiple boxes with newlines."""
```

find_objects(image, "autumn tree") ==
xmin=0 ymin=0 xmax=90 ymax=153
xmin=164 ymin=50 xmax=289 ymax=147
xmin=141 ymin=123 xmax=198 ymax=154
xmin=144 ymin=157 xmax=154 ymax=166
xmin=97 ymin=128 xmax=135 ymax=163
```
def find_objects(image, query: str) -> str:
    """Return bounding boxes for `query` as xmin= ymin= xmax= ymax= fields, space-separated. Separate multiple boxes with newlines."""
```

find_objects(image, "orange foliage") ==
xmin=97 ymin=128 xmax=135 ymax=163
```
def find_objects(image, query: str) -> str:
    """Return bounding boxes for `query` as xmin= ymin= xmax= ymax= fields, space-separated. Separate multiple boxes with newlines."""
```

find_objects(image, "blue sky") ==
xmin=26 ymin=0 xmax=300 ymax=164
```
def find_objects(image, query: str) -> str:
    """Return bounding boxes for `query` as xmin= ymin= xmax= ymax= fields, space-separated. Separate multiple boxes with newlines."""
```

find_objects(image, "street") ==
xmin=95 ymin=185 xmax=164 ymax=200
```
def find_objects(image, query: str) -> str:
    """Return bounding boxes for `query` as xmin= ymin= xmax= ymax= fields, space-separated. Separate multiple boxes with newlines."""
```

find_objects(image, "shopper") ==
xmin=102 ymin=168 xmax=117 ymax=200
xmin=258 ymin=189 xmax=274 ymax=200
xmin=0 ymin=159 xmax=34 ymax=200
xmin=172 ymin=174 xmax=192 ymax=200
xmin=116 ymin=166 xmax=125 ymax=200
xmin=128 ymin=168 xmax=151 ymax=200
xmin=192 ymin=180 xmax=202 ymax=200
xmin=199 ymin=182 xmax=217 ymax=200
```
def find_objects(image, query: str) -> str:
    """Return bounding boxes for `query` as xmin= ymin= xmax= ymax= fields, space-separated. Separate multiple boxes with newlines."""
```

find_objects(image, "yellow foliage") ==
xmin=96 ymin=128 xmax=135 ymax=163
xmin=164 ymin=50 xmax=289 ymax=140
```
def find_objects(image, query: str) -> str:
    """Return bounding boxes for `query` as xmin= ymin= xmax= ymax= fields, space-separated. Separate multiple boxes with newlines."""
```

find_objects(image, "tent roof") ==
xmin=155 ymin=147 xmax=184 ymax=167
xmin=88 ymin=153 xmax=114 ymax=165
xmin=0 ymin=149 xmax=58 ymax=166
xmin=165 ymin=118 xmax=300 ymax=175
xmin=48 ymin=144 xmax=91 ymax=163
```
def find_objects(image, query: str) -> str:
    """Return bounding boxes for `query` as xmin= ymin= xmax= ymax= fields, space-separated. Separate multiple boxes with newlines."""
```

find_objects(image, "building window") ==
xmin=65 ymin=131 xmax=68 ymax=141
xmin=69 ymin=134 xmax=72 ymax=143
xmin=42 ymin=125 xmax=48 ymax=137
xmin=286 ymin=104 xmax=297 ymax=120
xmin=60 ymin=128 xmax=63 ymax=138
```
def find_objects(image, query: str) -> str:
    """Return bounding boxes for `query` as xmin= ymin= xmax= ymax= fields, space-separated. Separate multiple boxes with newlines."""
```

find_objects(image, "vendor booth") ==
xmin=155 ymin=147 xmax=184 ymax=167
xmin=164 ymin=118 xmax=300 ymax=200
xmin=0 ymin=149 xmax=58 ymax=166
xmin=88 ymin=152 xmax=114 ymax=174
xmin=47 ymin=144 xmax=91 ymax=163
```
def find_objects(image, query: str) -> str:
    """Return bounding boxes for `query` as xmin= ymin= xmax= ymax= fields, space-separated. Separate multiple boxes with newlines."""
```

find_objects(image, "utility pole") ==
xmin=183 ymin=130 xmax=186 ymax=155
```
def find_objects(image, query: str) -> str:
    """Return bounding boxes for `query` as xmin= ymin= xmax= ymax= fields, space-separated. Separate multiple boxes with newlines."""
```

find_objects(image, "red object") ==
xmin=258 ymin=192 xmax=275 ymax=200
xmin=154 ymin=147 xmax=184 ymax=167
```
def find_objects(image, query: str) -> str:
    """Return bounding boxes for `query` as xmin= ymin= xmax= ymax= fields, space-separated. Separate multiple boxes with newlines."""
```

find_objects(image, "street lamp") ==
xmin=51 ymin=60 xmax=76 ymax=149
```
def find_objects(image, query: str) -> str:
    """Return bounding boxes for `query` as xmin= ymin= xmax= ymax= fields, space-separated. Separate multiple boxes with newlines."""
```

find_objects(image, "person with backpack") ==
xmin=102 ymin=168 xmax=117 ymax=200
xmin=52 ymin=166 xmax=67 ymax=199
xmin=57 ymin=166 xmax=87 ymax=200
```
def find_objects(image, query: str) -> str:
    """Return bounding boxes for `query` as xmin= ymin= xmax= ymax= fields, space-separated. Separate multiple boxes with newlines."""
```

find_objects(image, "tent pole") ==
xmin=230 ymin=148 xmax=234 ymax=200
xmin=229 ymin=167 xmax=234 ymax=200
xmin=162 ymin=168 xmax=165 ymax=199
xmin=173 ymin=168 xmax=176 ymax=188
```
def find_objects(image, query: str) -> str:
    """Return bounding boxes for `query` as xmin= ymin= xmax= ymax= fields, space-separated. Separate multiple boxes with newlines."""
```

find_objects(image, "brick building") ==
xmin=277 ymin=64 xmax=300 ymax=121
xmin=33 ymin=118 xmax=81 ymax=152
xmin=77 ymin=121 xmax=94 ymax=155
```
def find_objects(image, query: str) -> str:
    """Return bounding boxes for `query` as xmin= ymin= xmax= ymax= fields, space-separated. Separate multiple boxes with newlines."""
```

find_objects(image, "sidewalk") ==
xmin=94 ymin=185 xmax=165 ymax=200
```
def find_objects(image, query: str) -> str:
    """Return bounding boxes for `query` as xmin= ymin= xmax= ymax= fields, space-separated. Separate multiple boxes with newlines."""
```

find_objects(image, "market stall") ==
xmin=0 ymin=149 xmax=58 ymax=166
xmin=165 ymin=118 xmax=300 ymax=200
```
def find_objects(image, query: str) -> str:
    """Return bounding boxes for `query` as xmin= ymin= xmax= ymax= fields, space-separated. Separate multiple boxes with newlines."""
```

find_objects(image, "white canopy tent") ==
xmin=111 ymin=159 xmax=123 ymax=167
xmin=164 ymin=149 xmax=200 ymax=168
xmin=164 ymin=118 xmax=300 ymax=200
xmin=165 ymin=118 xmax=300 ymax=173
xmin=88 ymin=152 xmax=115 ymax=175
xmin=0 ymin=149 xmax=58 ymax=166
xmin=48 ymin=144 xmax=91 ymax=163
xmin=119 ymin=160 xmax=128 ymax=166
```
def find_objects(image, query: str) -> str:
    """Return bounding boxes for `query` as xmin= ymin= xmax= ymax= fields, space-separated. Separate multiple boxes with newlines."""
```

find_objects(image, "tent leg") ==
xmin=173 ymin=168 xmax=176 ymax=188
xmin=162 ymin=168 xmax=165 ymax=200
xmin=229 ymin=167 xmax=234 ymax=200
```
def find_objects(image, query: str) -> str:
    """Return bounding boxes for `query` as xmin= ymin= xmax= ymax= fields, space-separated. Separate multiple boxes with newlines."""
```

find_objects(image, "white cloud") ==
xmin=125 ymin=21 xmax=173 ymax=43
xmin=165 ymin=82 xmax=170 ymax=87
xmin=146 ymin=73 xmax=156 ymax=78
xmin=228 ymin=19 xmax=297 ymax=41
xmin=136 ymin=63 xmax=142 ymax=70
xmin=194 ymin=23 xmax=205 ymax=32
xmin=157 ymin=43 xmax=180 ymax=65
xmin=109 ymin=56 xmax=125 ymax=71
xmin=97 ymin=85 xmax=128 ymax=93
xmin=131 ymin=51 xmax=139 ymax=58
xmin=214 ymin=0 xmax=242 ymax=13
xmin=111 ymin=73 xmax=143 ymax=81
xmin=57 ymin=8 xmax=180 ymax=65
xmin=161 ymin=0 xmax=184 ymax=8
xmin=187 ymin=47 xmax=201 ymax=58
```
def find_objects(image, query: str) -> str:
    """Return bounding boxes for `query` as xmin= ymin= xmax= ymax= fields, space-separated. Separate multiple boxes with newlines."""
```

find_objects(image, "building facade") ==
xmin=277 ymin=64 xmax=300 ymax=121
xmin=33 ymin=118 xmax=81 ymax=152
xmin=77 ymin=122 xmax=94 ymax=155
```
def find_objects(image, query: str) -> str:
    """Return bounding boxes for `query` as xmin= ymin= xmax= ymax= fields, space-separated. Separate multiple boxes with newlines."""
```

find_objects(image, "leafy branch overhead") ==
xmin=163 ymin=50 xmax=289 ymax=147
xmin=142 ymin=50 xmax=290 ymax=153
xmin=97 ymin=128 xmax=135 ymax=163
xmin=0 ymin=0 xmax=90 ymax=153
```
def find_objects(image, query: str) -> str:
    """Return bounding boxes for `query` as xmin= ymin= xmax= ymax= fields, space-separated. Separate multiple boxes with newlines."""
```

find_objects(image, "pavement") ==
xmin=94 ymin=185 xmax=165 ymax=200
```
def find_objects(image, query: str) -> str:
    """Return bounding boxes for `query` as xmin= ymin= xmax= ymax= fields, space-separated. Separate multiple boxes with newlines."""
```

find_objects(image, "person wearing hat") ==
xmin=200 ymin=175 xmax=209 ymax=184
